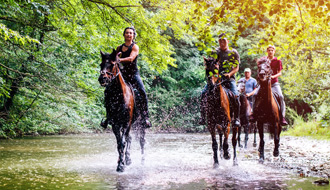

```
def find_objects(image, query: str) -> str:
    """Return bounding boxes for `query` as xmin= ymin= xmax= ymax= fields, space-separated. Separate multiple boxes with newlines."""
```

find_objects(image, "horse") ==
xmin=254 ymin=58 xmax=282 ymax=163
xmin=204 ymin=57 xmax=239 ymax=167
xmin=98 ymin=49 xmax=145 ymax=172
xmin=237 ymin=82 xmax=257 ymax=148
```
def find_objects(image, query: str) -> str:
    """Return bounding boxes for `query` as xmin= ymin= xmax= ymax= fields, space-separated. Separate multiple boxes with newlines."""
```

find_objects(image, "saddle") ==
xmin=222 ymin=85 xmax=237 ymax=118
xmin=272 ymin=91 xmax=281 ymax=116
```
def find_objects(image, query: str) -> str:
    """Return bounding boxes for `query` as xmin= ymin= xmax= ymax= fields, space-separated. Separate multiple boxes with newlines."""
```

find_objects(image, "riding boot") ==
xmin=232 ymin=97 xmax=240 ymax=127
xmin=142 ymin=111 xmax=152 ymax=128
xmin=280 ymin=111 xmax=288 ymax=126
xmin=100 ymin=118 xmax=108 ymax=129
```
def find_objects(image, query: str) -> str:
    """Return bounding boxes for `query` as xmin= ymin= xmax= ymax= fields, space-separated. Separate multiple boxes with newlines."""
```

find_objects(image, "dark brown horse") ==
xmin=237 ymin=82 xmax=257 ymax=148
xmin=204 ymin=57 xmax=238 ymax=167
xmin=254 ymin=58 xmax=282 ymax=163
xmin=98 ymin=49 xmax=145 ymax=172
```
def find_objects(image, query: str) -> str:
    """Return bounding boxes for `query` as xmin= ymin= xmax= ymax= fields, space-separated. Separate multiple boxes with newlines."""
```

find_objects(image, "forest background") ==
xmin=0 ymin=0 xmax=329 ymax=138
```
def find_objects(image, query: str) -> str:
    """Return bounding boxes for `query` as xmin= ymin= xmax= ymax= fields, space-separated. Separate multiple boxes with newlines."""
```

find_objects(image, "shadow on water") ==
xmin=0 ymin=133 xmax=328 ymax=189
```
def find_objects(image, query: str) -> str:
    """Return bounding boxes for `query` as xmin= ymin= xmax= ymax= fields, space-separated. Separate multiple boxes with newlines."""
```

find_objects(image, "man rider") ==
xmin=238 ymin=68 xmax=258 ymax=108
xmin=200 ymin=33 xmax=241 ymax=127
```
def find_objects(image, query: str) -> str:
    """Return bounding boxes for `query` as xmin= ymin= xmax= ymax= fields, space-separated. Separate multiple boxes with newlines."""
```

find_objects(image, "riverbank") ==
xmin=256 ymin=135 xmax=330 ymax=179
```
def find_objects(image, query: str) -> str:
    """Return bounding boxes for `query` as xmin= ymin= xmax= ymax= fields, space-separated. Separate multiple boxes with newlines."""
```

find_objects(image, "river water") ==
xmin=0 ymin=133 xmax=328 ymax=189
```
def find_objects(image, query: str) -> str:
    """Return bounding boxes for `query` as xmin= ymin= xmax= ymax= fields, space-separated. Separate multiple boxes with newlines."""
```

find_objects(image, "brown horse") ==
xmin=204 ymin=57 xmax=238 ymax=167
xmin=98 ymin=49 xmax=145 ymax=172
xmin=254 ymin=58 xmax=282 ymax=163
xmin=237 ymin=82 xmax=257 ymax=148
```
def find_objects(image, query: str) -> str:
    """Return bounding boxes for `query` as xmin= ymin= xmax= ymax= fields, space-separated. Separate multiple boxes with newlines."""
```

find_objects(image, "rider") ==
xmin=238 ymin=68 xmax=258 ymax=108
xmin=115 ymin=27 xmax=152 ymax=128
xmin=200 ymin=33 xmax=241 ymax=127
xmin=262 ymin=45 xmax=288 ymax=126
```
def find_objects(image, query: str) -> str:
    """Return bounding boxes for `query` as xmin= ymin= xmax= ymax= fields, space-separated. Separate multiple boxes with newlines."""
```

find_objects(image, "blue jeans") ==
xmin=271 ymin=82 xmax=285 ymax=118
xmin=222 ymin=80 xmax=239 ymax=96
xmin=124 ymin=73 xmax=149 ymax=119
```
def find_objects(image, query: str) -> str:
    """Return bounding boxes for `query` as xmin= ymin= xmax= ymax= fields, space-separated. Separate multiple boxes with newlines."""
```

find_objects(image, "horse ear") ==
xmin=117 ymin=52 xmax=122 ymax=57
xmin=100 ymin=50 xmax=105 ymax=56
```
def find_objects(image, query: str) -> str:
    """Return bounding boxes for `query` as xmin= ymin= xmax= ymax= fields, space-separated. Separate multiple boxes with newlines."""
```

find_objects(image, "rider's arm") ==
xmin=119 ymin=44 xmax=139 ymax=63
xmin=226 ymin=65 xmax=239 ymax=78
xmin=271 ymin=71 xmax=282 ymax=79
xmin=224 ymin=49 xmax=240 ymax=78
xmin=247 ymin=87 xmax=258 ymax=97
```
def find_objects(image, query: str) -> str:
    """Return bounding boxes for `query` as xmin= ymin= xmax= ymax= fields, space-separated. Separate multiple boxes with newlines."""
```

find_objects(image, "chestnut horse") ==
xmin=237 ymin=82 xmax=257 ymax=148
xmin=254 ymin=59 xmax=282 ymax=163
xmin=98 ymin=49 xmax=145 ymax=172
xmin=204 ymin=57 xmax=239 ymax=167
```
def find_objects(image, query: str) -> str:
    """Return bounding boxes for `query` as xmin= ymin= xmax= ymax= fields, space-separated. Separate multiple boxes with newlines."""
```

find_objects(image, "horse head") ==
xmin=98 ymin=49 xmax=121 ymax=87
xmin=257 ymin=57 xmax=273 ymax=82
xmin=204 ymin=56 xmax=221 ymax=85
xmin=237 ymin=81 xmax=246 ymax=94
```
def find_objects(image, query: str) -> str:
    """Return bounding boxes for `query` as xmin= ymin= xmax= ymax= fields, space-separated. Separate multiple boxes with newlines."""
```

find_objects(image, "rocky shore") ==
xmin=240 ymin=135 xmax=330 ymax=181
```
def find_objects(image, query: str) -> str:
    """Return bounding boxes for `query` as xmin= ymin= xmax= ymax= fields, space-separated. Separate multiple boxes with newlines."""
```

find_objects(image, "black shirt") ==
xmin=216 ymin=47 xmax=240 ymax=80
xmin=117 ymin=43 xmax=139 ymax=80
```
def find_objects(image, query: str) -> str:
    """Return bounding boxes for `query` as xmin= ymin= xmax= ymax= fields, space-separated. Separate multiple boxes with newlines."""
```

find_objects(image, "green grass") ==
xmin=283 ymin=116 xmax=330 ymax=140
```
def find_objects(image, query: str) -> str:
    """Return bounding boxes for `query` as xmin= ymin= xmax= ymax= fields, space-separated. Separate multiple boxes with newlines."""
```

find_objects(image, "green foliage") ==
xmin=1 ymin=0 xmax=330 ymax=137
xmin=146 ymin=33 xmax=206 ymax=131
xmin=283 ymin=109 xmax=330 ymax=140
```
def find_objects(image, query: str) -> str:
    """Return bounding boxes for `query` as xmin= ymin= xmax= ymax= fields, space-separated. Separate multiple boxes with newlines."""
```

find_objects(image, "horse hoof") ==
xmin=213 ymin=163 xmax=219 ymax=169
xmin=253 ymin=143 xmax=257 ymax=147
xmin=224 ymin=153 xmax=231 ymax=160
xmin=273 ymin=150 xmax=279 ymax=157
xmin=116 ymin=164 xmax=125 ymax=172
xmin=233 ymin=159 xmax=238 ymax=166
xmin=239 ymin=144 xmax=243 ymax=148
xmin=259 ymin=158 xmax=264 ymax=164
xmin=126 ymin=158 xmax=132 ymax=166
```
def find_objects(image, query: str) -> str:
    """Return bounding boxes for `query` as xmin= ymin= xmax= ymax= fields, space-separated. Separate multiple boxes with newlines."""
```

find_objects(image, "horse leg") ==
xmin=219 ymin=130 xmax=223 ymax=159
xmin=257 ymin=122 xmax=265 ymax=163
xmin=232 ymin=125 xmax=238 ymax=166
xmin=253 ymin=122 xmax=257 ymax=147
xmin=113 ymin=126 xmax=125 ymax=172
xmin=124 ymin=126 xmax=132 ymax=166
xmin=139 ymin=124 xmax=146 ymax=163
xmin=223 ymin=122 xmax=231 ymax=160
xmin=244 ymin=124 xmax=249 ymax=149
xmin=210 ymin=126 xmax=219 ymax=168
xmin=237 ymin=124 xmax=242 ymax=148
xmin=273 ymin=122 xmax=280 ymax=157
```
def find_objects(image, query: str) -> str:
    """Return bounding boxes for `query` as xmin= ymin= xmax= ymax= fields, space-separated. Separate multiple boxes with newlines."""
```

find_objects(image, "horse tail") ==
xmin=268 ymin=124 xmax=275 ymax=139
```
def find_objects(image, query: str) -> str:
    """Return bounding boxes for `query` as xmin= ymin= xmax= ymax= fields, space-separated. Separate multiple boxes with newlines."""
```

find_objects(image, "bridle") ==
xmin=205 ymin=58 xmax=230 ymax=86
xmin=100 ymin=60 xmax=120 ymax=83
xmin=258 ymin=61 xmax=273 ymax=80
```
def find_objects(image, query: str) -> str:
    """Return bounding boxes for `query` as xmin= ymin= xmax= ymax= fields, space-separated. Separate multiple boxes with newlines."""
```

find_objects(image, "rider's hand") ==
xmin=223 ymin=73 xmax=230 ymax=78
